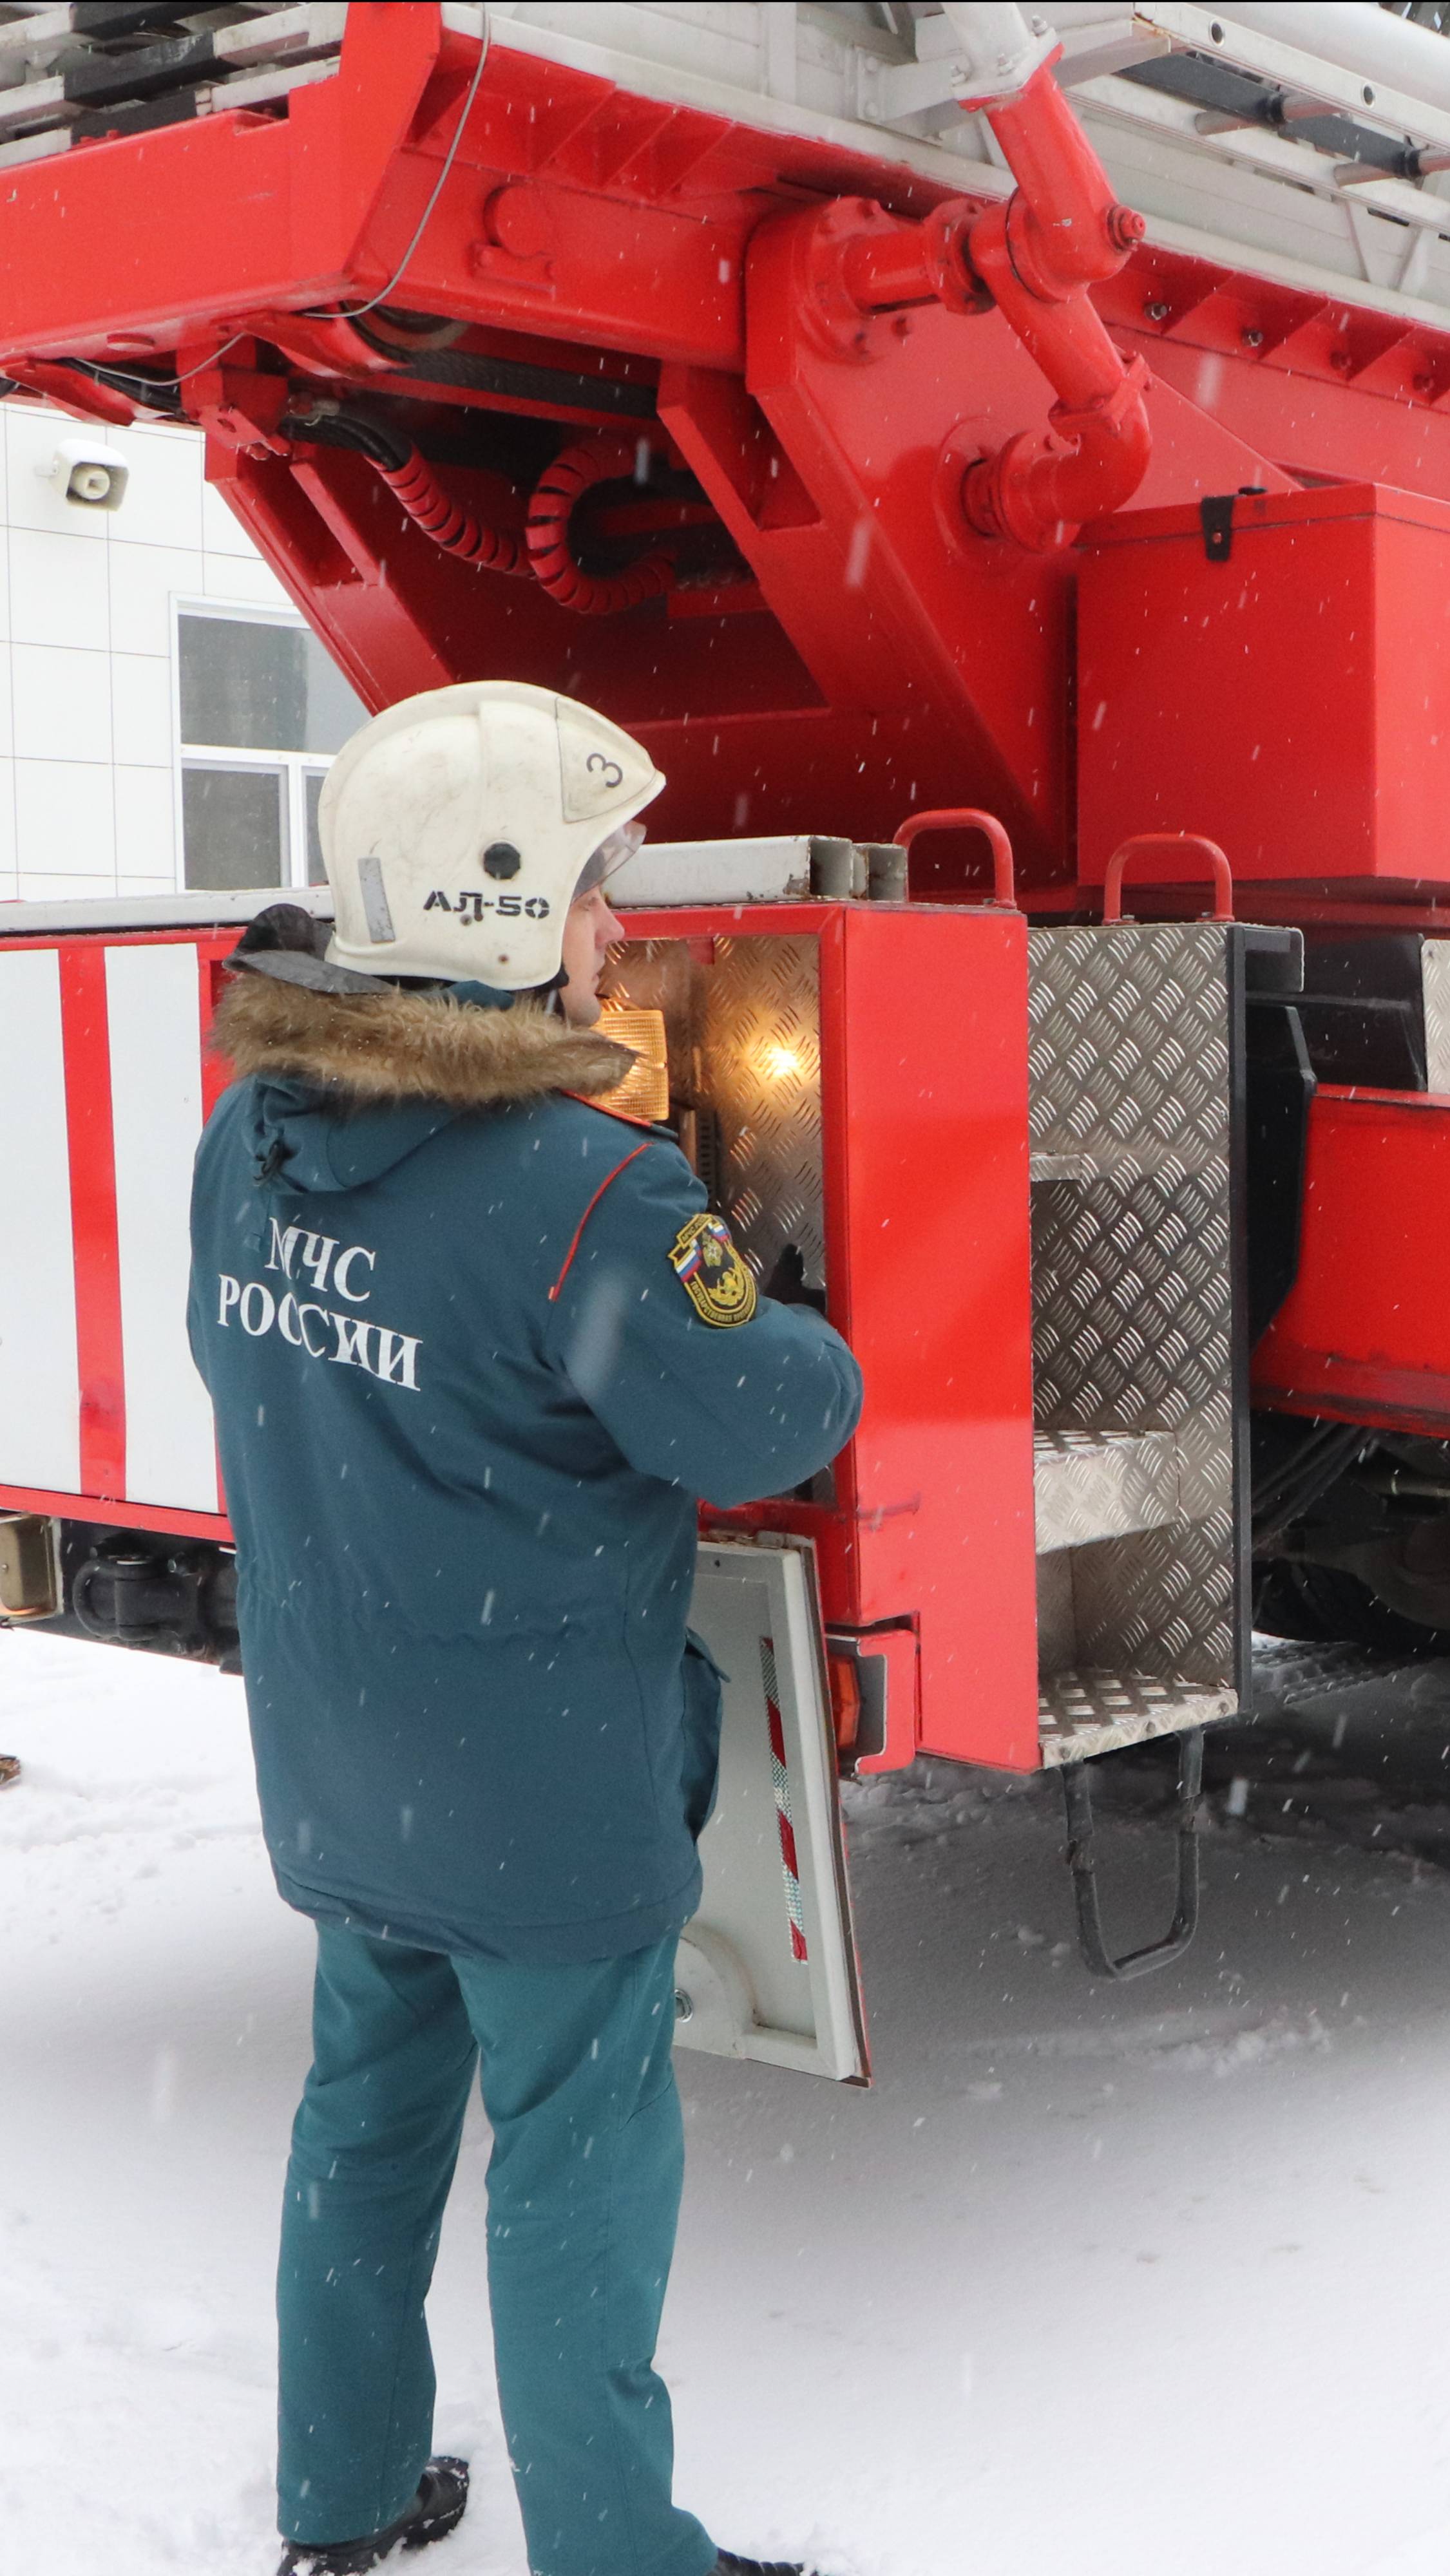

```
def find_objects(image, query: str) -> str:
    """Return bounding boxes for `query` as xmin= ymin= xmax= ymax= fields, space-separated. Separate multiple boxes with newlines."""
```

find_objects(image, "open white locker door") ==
xmin=675 ymin=1536 xmax=870 ymax=2085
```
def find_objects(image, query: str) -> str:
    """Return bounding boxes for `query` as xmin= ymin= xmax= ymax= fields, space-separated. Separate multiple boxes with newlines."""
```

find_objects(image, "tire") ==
xmin=1252 ymin=1561 xmax=1330 ymax=1642
xmin=1255 ymin=1560 xmax=1450 ymax=1658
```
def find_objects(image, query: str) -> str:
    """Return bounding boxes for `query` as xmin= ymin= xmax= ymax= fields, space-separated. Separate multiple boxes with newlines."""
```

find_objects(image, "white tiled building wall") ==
xmin=0 ymin=401 xmax=296 ymax=904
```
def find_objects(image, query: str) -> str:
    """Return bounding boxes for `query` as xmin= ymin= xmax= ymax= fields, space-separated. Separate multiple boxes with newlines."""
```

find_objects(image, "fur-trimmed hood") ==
xmin=213 ymin=969 xmax=633 ymax=1112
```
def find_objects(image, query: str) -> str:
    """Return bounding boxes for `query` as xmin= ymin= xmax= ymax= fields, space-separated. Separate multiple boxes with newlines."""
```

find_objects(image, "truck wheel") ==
xmin=1255 ymin=1562 xmax=1450 ymax=1658
xmin=1253 ymin=1562 xmax=1331 ymax=1642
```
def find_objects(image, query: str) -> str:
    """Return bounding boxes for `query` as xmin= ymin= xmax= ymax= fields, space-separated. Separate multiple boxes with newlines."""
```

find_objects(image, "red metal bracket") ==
xmin=1103 ymin=833 xmax=1234 ymax=922
xmin=852 ymin=1627 xmax=920 ymax=1778
xmin=1 ymin=358 xmax=137 ymax=426
xmin=894 ymin=807 xmax=1017 ymax=908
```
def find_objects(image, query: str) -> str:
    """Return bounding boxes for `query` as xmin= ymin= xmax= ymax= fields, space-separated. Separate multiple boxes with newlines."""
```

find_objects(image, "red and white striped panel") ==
xmin=0 ymin=938 xmax=221 ymax=1521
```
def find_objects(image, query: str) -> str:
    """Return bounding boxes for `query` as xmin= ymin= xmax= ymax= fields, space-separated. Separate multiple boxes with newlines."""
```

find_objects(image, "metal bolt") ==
xmin=1243 ymin=327 xmax=1264 ymax=348
xmin=674 ymin=1989 xmax=694 ymax=2023
xmin=1145 ymin=299 xmax=1170 ymax=322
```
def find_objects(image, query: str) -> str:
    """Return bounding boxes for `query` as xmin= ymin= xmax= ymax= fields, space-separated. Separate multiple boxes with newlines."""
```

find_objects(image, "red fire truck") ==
xmin=5 ymin=1 xmax=1450 ymax=2060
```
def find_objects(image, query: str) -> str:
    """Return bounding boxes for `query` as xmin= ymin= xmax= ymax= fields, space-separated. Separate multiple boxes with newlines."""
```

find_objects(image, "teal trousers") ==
xmin=276 ymin=1924 xmax=718 ymax=2576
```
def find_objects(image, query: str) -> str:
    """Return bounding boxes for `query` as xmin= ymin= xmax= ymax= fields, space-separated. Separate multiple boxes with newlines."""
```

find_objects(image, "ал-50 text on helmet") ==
xmin=318 ymin=681 xmax=664 ymax=989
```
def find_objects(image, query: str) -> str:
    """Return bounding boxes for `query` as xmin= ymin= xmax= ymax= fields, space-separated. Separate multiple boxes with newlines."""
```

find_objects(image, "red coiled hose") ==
xmin=375 ymin=448 xmax=526 ymax=576
xmin=526 ymin=434 xmax=677 ymax=615
xmin=374 ymin=432 xmax=677 ymax=612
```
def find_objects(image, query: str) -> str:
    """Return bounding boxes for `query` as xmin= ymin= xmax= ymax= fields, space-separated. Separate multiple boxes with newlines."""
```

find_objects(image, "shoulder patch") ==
xmin=669 ymin=1213 xmax=758 ymax=1329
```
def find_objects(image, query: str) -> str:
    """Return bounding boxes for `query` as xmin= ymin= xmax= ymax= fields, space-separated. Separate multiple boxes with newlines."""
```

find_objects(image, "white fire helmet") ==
xmin=318 ymin=680 xmax=664 ymax=989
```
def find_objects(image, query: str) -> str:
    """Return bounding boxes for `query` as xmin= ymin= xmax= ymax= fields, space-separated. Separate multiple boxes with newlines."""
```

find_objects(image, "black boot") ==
xmin=276 ymin=2458 xmax=469 ymax=2574
xmin=711 ymin=2555 xmax=808 ymax=2575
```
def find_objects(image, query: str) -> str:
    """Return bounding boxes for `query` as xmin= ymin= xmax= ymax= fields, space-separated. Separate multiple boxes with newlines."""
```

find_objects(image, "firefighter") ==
xmin=187 ymin=681 xmax=863 ymax=2576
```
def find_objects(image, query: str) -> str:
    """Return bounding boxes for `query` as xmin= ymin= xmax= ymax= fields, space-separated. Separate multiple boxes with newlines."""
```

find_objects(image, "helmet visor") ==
xmin=572 ymin=820 xmax=645 ymax=902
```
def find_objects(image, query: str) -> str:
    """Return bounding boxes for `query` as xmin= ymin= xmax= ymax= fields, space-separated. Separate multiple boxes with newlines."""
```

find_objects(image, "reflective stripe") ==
xmin=106 ymin=942 xmax=218 ymax=1511
xmin=59 ymin=942 xmax=126 ymax=1499
xmin=0 ymin=948 xmax=80 ymax=1492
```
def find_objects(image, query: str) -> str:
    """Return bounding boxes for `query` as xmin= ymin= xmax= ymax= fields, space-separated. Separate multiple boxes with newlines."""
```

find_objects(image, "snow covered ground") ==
xmin=5 ymin=1629 xmax=1450 ymax=2576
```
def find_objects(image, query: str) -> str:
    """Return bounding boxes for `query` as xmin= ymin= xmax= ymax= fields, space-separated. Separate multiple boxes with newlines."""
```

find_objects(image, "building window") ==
xmin=176 ymin=606 xmax=366 ymax=891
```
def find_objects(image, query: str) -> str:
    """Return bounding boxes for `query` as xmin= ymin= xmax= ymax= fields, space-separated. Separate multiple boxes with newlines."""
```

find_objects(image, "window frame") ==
xmin=171 ymin=597 xmax=343 ymax=895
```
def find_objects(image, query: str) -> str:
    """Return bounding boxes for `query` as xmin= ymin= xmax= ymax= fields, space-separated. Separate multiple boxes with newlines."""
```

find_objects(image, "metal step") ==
xmin=1033 ymin=1425 xmax=1182 ymax=1555
xmin=1038 ymin=1670 xmax=1236 ymax=1766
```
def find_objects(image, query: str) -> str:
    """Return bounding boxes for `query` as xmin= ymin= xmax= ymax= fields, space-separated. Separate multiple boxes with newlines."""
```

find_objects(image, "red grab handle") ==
xmin=893 ymin=807 xmax=1017 ymax=909
xmin=1102 ymin=833 xmax=1234 ymax=923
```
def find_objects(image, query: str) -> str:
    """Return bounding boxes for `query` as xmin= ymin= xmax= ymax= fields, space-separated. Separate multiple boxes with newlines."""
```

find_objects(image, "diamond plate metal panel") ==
xmin=603 ymin=935 xmax=823 ymax=1291
xmin=1027 ymin=923 xmax=1239 ymax=1736
xmin=1030 ymin=1171 xmax=1230 ymax=1426
xmin=1071 ymin=1517 xmax=1236 ymax=1687
xmin=1422 ymin=938 xmax=1450 ymax=1095
xmin=605 ymin=933 xmax=826 ymax=1506
xmin=1028 ymin=923 xmax=1231 ymax=1174
xmin=700 ymin=936 xmax=823 ymax=1292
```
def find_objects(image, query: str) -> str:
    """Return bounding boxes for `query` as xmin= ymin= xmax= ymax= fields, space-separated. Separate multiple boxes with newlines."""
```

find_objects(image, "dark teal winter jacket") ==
xmin=187 ymin=968 xmax=863 ymax=1965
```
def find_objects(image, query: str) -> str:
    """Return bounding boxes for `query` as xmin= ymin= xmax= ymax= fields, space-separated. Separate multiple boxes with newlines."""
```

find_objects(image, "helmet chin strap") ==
xmin=395 ymin=964 xmax=568 ymax=1002
xmin=227 ymin=908 xmax=573 ymax=1010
